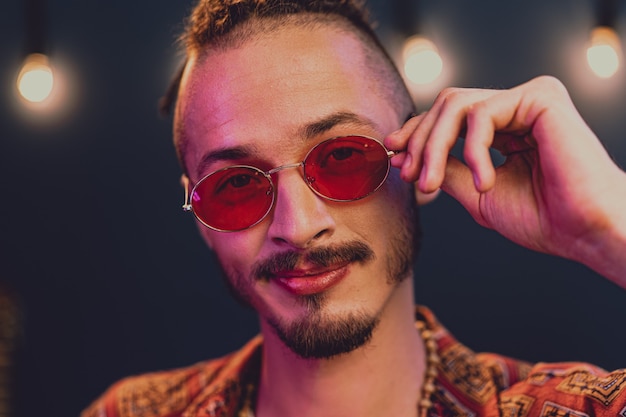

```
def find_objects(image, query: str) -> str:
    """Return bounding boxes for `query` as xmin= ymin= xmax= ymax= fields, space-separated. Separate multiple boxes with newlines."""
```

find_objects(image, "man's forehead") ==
xmin=185 ymin=26 xmax=362 ymax=79
xmin=177 ymin=25 xmax=371 ymax=125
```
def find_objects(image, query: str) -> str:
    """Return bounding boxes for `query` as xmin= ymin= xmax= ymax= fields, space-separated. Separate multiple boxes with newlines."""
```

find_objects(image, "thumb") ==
xmin=440 ymin=156 xmax=489 ymax=228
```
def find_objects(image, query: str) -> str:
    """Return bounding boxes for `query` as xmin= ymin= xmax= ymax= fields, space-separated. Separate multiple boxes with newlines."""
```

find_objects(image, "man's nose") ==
xmin=266 ymin=169 xmax=336 ymax=249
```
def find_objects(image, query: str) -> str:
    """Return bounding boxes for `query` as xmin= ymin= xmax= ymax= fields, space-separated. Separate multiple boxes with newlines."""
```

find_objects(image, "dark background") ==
xmin=2 ymin=1 xmax=626 ymax=416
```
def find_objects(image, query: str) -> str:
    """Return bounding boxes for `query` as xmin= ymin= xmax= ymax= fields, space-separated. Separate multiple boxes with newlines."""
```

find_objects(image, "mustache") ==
xmin=252 ymin=241 xmax=375 ymax=281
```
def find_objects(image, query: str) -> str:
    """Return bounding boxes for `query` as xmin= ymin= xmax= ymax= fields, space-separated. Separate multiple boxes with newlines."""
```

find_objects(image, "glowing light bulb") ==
xmin=17 ymin=53 xmax=54 ymax=103
xmin=586 ymin=26 xmax=622 ymax=79
xmin=402 ymin=36 xmax=443 ymax=85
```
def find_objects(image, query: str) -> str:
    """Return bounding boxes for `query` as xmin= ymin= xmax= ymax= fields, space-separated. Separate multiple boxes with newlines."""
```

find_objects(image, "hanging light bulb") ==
xmin=17 ymin=53 xmax=54 ymax=103
xmin=586 ymin=26 xmax=622 ymax=78
xmin=402 ymin=35 xmax=444 ymax=85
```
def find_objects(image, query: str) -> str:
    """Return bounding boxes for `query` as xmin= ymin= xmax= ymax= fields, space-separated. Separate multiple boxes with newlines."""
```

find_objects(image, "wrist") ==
xmin=572 ymin=171 xmax=626 ymax=287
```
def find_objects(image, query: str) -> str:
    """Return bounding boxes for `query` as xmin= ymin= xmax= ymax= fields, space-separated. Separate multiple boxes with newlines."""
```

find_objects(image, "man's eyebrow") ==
xmin=195 ymin=146 xmax=256 ymax=179
xmin=299 ymin=111 xmax=380 ymax=139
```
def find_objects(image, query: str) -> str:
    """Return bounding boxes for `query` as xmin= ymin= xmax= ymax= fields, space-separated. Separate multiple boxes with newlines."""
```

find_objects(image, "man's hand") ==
xmin=385 ymin=76 xmax=626 ymax=287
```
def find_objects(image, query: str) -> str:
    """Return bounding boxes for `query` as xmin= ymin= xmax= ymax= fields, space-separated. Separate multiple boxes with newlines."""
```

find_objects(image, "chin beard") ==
xmin=267 ymin=307 xmax=380 ymax=359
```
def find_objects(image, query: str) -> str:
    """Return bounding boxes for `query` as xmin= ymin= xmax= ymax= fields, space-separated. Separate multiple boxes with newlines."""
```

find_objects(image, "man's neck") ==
xmin=256 ymin=279 xmax=425 ymax=417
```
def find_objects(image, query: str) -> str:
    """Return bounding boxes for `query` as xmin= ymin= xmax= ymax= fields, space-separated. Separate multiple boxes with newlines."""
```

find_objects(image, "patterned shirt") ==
xmin=82 ymin=306 xmax=626 ymax=417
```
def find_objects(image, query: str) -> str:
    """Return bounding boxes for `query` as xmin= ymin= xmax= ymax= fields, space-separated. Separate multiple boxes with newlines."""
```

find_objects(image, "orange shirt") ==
xmin=82 ymin=306 xmax=626 ymax=417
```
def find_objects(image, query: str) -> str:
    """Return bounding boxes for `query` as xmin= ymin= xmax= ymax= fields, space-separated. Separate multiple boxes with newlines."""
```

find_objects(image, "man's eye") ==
xmin=214 ymin=173 xmax=259 ymax=195
xmin=330 ymin=147 xmax=355 ymax=161
xmin=228 ymin=174 xmax=252 ymax=188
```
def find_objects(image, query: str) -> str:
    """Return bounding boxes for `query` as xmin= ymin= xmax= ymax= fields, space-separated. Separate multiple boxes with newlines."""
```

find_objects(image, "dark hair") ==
xmin=185 ymin=0 xmax=373 ymax=50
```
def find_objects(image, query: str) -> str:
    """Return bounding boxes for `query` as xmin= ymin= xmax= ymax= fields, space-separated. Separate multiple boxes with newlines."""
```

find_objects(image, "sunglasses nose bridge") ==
xmin=267 ymin=162 xmax=304 ymax=176
xmin=266 ymin=161 xmax=320 ymax=203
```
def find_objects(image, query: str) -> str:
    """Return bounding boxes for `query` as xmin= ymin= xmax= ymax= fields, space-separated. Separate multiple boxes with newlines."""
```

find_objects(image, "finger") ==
xmin=440 ymin=155 xmax=489 ymax=228
xmin=384 ymin=112 xmax=424 ymax=150
xmin=392 ymin=90 xmax=469 ymax=183
xmin=385 ymin=113 xmax=425 ymax=170
xmin=418 ymin=89 xmax=497 ymax=192
xmin=386 ymin=113 xmax=430 ymax=179
xmin=463 ymin=101 xmax=497 ymax=191
xmin=390 ymin=152 xmax=408 ymax=168
xmin=415 ymin=188 xmax=441 ymax=206
xmin=511 ymin=77 xmax=610 ymax=182
xmin=456 ymin=86 xmax=542 ymax=192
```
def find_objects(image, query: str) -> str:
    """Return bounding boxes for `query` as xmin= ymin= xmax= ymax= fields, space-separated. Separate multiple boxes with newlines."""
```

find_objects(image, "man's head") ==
xmin=171 ymin=0 xmax=421 ymax=359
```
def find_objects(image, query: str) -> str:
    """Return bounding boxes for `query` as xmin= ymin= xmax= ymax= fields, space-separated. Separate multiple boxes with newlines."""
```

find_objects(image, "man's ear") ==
xmin=415 ymin=188 xmax=440 ymax=205
xmin=181 ymin=174 xmax=215 ymax=249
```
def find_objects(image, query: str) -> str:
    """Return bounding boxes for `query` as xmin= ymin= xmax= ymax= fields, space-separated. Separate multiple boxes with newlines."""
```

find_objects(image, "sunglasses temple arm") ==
xmin=387 ymin=149 xmax=404 ymax=158
xmin=182 ymin=179 xmax=192 ymax=212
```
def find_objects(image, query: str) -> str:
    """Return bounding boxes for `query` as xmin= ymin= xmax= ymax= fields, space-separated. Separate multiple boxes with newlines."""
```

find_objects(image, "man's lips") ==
xmin=272 ymin=263 xmax=350 ymax=296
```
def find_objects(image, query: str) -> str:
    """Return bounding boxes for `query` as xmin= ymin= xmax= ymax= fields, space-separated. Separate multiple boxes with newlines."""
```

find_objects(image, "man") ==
xmin=82 ymin=0 xmax=626 ymax=416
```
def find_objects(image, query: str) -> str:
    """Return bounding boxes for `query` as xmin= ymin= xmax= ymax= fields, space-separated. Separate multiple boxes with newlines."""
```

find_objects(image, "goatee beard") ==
xmin=253 ymin=241 xmax=383 ymax=359
xmin=268 ymin=308 xmax=380 ymax=359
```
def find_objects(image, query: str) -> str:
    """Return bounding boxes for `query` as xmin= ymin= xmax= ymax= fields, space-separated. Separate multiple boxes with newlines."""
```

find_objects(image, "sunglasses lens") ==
xmin=191 ymin=167 xmax=273 ymax=231
xmin=304 ymin=136 xmax=390 ymax=200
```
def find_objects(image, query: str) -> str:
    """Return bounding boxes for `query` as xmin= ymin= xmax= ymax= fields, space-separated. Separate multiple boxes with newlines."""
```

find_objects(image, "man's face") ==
xmin=176 ymin=22 xmax=417 ymax=359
